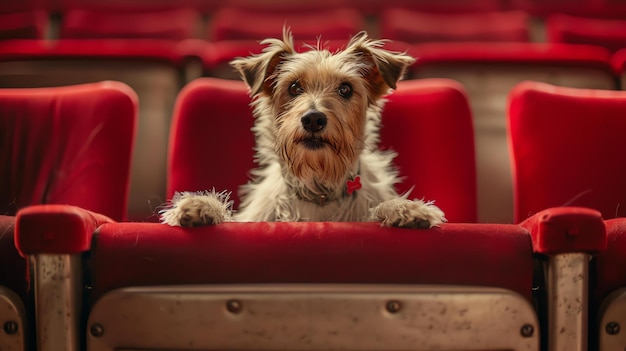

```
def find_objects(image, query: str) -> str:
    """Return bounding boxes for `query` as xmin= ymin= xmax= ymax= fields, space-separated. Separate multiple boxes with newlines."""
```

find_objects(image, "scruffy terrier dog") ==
xmin=161 ymin=29 xmax=446 ymax=228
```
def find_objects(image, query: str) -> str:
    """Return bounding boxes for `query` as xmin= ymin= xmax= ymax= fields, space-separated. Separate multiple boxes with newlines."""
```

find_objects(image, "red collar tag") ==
xmin=346 ymin=176 xmax=362 ymax=195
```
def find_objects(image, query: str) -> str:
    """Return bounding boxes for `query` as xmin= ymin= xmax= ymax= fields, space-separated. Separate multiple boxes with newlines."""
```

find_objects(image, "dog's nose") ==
xmin=301 ymin=111 xmax=327 ymax=133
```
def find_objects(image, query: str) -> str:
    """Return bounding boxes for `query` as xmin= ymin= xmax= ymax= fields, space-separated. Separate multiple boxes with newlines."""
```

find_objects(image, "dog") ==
xmin=160 ymin=29 xmax=446 ymax=228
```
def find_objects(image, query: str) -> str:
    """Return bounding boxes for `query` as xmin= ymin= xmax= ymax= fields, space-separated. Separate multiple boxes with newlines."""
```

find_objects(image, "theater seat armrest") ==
xmin=15 ymin=204 xmax=114 ymax=256
xmin=520 ymin=207 xmax=607 ymax=255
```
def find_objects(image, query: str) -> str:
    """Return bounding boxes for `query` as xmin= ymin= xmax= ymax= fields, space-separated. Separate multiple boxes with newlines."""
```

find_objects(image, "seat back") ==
xmin=0 ymin=40 xmax=183 ymax=220
xmin=167 ymin=77 xmax=477 ymax=223
xmin=0 ymin=10 xmax=48 ymax=39
xmin=508 ymin=81 xmax=626 ymax=222
xmin=208 ymin=7 xmax=365 ymax=41
xmin=0 ymin=81 xmax=137 ymax=220
xmin=412 ymin=42 xmax=616 ymax=223
xmin=380 ymin=9 xmax=530 ymax=43
xmin=59 ymin=8 xmax=202 ymax=40
xmin=547 ymin=14 xmax=626 ymax=53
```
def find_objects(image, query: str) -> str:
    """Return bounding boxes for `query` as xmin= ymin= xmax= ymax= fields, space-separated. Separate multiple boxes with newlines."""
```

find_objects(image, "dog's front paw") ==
xmin=160 ymin=190 xmax=233 ymax=227
xmin=370 ymin=198 xmax=446 ymax=229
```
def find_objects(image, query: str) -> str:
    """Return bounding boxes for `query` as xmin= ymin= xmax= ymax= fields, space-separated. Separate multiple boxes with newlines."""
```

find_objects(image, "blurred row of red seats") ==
xmin=3 ymin=5 xmax=626 ymax=51
xmin=4 ymin=0 xmax=626 ymax=17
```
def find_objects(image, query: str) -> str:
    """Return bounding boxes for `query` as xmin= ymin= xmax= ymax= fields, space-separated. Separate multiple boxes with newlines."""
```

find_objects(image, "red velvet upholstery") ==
xmin=509 ymin=0 xmax=626 ymax=18
xmin=411 ymin=42 xmax=613 ymax=69
xmin=547 ymin=14 xmax=626 ymax=53
xmin=0 ymin=10 xmax=47 ymax=39
xmin=520 ymin=207 xmax=606 ymax=255
xmin=0 ymin=39 xmax=189 ymax=63
xmin=55 ymin=0 xmax=219 ymax=12
xmin=380 ymin=9 xmax=530 ymax=43
xmin=508 ymin=81 xmax=626 ymax=222
xmin=88 ymin=221 xmax=534 ymax=304
xmin=0 ymin=39 xmax=190 ymax=221
xmin=167 ymin=78 xmax=254 ymax=210
xmin=0 ymin=1 xmax=47 ymax=14
xmin=380 ymin=80 xmax=477 ymax=223
xmin=209 ymin=7 xmax=365 ymax=41
xmin=0 ymin=81 xmax=137 ymax=220
xmin=15 ymin=205 xmax=114 ymax=255
xmin=361 ymin=0 xmax=502 ymax=14
xmin=612 ymin=48 xmax=626 ymax=76
xmin=59 ymin=8 xmax=202 ymax=40
xmin=167 ymin=78 xmax=477 ymax=223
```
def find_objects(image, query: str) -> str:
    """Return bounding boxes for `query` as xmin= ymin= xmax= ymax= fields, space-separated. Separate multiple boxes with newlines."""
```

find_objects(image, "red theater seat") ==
xmin=358 ymin=0 xmax=502 ymax=14
xmin=0 ymin=10 xmax=48 ymax=39
xmin=508 ymin=82 xmax=626 ymax=351
xmin=56 ymin=0 xmax=221 ymax=12
xmin=208 ymin=7 xmax=365 ymax=41
xmin=0 ymin=39 xmax=190 ymax=220
xmin=508 ymin=83 xmax=626 ymax=349
xmin=510 ymin=0 xmax=626 ymax=18
xmin=547 ymin=14 xmax=626 ymax=53
xmin=508 ymin=81 xmax=626 ymax=222
xmin=0 ymin=81 xmax=137 ymax=350
xmin=411 ymin=42 xmax=616 ymax=223
xmin=380 ymin=9 xmax=530 ymax=43
xmin=60 ymin=8 xmax=202 ymax=40
xmin=167 ymin=77 xmax=477 ymax=223
xmin=0 ymin=81 xmax=136 ymax=220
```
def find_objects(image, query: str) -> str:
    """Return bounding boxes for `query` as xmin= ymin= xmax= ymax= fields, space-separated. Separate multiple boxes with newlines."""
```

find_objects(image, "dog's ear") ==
xmin=345 ymin=31 xmax=416 ymax=97
xmin=230 ymin=28 xmax=295 ymax=97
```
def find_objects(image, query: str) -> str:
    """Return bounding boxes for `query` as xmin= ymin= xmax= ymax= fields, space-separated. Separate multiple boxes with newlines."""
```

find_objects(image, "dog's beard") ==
xmin=277 ymin=130 xmax=359 ymax=190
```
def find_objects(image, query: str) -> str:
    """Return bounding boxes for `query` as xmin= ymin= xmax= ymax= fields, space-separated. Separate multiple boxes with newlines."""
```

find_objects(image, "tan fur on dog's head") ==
xmin=231 ymin=28 xmax=415 ymax=99
xmin=230 ymin=29 xmax=415 ymax=193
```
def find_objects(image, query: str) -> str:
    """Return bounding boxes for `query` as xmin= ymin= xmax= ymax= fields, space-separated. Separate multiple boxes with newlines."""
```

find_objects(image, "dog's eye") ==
xmin=338 ymin=82 xmax=353 ymax=99
xmin=289 ymin=81 xmax=304 ymax=96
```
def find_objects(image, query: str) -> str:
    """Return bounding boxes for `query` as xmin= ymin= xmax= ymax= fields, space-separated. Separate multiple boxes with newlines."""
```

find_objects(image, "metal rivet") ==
xmin=90 ymin=324 xmax=104 ymax=337
xmin=3 ymin=321 xmax=18 ymax=335
xmin=386 ymin=300 xmax=402 ymax=313
xmin=521 ymin=324 xmax=534 ymax=337
xmin=606 ymin=322 xmax=621 ymax=335
xmin=226 ymin=299 xmax=242 ymax=314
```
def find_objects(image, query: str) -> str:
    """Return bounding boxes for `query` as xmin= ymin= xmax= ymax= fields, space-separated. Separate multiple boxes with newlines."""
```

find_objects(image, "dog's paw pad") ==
xmin=370 ymin=198 xmax=446 ymax=229
xmin=179 ymin=211 xmax=217 ymax=227
xmin=160 ymin=190 xmax=233 ymax=227
xmin=408 ymin=219 xmax=432 ymax=229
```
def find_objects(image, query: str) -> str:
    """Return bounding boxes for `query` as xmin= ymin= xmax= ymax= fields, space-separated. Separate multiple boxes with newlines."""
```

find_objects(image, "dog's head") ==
xmin=230 ymin=29 xmax=415 ymax=188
